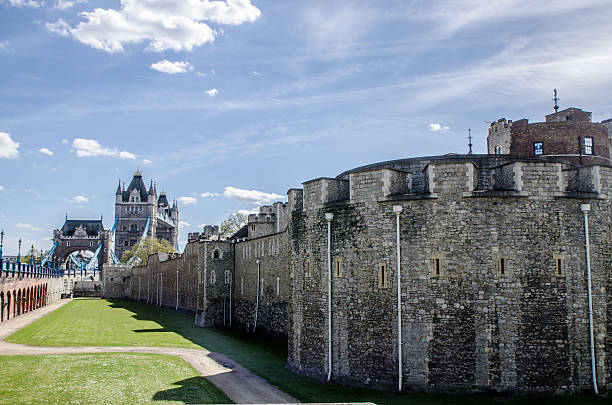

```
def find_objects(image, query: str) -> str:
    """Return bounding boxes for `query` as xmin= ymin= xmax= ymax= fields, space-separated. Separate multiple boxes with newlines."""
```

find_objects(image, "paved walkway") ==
xmin=0 ymin=299 xmax=299 ymax=404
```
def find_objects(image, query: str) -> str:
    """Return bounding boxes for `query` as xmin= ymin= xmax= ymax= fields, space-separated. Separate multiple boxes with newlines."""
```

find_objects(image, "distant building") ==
xmin=114 ymin=171 xmax=179 ymax=260
xmin=487 ymin=107 xmax=611 ymax=165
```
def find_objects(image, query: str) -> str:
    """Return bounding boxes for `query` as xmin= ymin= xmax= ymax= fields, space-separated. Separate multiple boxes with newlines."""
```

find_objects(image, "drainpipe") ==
xmin=176 ymin=270 xmax=179 ymax=311
xmin=160 ymin=273 xmax=163 ymax=307
xmin=253 ymin=259 xmax=260 ymax=333
xmin=580 ymin=204 xmax=598 ymax=395
xmin=229 ymin=266 xmax=233 ymax=326
xmin=393 ymin=205 xmax=403 ymax=391
xmin=325 ymin=212 xmax=334 ymax=382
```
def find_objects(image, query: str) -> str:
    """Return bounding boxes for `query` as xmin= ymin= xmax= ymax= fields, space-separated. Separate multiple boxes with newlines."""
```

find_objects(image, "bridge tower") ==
xmin=114 ymin=171 xmax=179 ymax=261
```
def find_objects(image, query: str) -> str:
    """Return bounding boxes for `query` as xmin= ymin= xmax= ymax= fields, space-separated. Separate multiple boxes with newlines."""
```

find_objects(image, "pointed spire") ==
xmin=148 ymin=179 xmax=155 ymax=195
xmin=116 ymin=179 xmax=122 ymax=195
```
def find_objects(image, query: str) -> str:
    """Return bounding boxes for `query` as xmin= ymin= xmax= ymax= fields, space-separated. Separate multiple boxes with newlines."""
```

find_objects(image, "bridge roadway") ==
xmin=0 ymin=299 xmax=300 ymax=404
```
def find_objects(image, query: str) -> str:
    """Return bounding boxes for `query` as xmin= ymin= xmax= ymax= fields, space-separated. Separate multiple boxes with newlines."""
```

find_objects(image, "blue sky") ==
xmin=1 ymin=0 xmax=612 ymax=254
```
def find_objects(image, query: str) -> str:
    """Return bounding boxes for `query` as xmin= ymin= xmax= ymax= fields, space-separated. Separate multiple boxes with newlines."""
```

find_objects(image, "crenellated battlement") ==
xmin=293 ymin=156 xmax=612 ymax=210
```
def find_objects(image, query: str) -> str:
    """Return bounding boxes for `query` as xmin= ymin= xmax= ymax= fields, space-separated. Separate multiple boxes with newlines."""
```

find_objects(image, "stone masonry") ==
xmin=104 ymin=150 xmax=611 ymax=395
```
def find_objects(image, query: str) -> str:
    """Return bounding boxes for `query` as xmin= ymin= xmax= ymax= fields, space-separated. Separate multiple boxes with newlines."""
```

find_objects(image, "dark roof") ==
xmin=61 ymin=220 xmax=104 ymax=237
xmin=158 ymin=193 xmax=170 ymax=211
xmin=122 ymin=172 xmax=149 ymax=202
xmin=229 ymin=224 xmax=248 ymax=241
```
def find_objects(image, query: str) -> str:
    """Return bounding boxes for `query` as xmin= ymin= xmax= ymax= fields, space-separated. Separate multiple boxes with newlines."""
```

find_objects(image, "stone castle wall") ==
xmin=103 ymin=154 xmax=611 ymax=395
xmin=233 ymin=231 xmax=290 ymax=337
xmin=287 ymin=159 xmax=611 ymax=394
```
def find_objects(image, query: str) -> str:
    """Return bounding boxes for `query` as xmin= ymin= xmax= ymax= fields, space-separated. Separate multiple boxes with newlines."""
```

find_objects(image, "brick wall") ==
xmin=509 ymin=122 xmax=609 ymax=165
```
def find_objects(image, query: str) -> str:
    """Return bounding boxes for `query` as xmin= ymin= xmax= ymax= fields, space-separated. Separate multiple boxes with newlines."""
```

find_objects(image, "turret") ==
xmin=170 ymin=200 xmax=179 ymax=224
xmin=148 ymin=179 xmax=157 ymax=204
xmin=115 ymin=180 xmax=122 ymax=204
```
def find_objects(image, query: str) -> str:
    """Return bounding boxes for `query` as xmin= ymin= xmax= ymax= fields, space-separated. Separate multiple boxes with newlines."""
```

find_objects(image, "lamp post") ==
xmin=0 ymin=230 xmax=4 ymax=260
xmin=17 ymin=238 xmax=22 ymax=263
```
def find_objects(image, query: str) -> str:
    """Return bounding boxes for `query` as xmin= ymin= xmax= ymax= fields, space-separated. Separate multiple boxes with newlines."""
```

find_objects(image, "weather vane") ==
xmin=553 ymin=89 xmax=560 ymax=113
xmin=468 ymin=128 xmax=473 ymax=154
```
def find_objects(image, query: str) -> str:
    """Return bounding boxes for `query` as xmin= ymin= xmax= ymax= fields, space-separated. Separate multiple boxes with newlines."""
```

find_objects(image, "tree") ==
xmin=219 ymin=212 xmax=248 ymax=240
xmin=121 ymin=237 xmax=175 ymax=266
xmin=21 ymin=245 xmax=43 ymax=265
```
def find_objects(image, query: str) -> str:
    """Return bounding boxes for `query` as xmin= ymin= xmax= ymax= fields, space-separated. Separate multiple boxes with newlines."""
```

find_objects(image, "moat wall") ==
xmin=102 ymin=155 xmax=611 ymax=394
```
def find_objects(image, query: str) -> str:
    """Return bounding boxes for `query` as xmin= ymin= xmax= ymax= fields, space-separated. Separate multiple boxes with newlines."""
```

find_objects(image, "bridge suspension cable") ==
xmin=127 ymin=216 xmax=151 ymax=266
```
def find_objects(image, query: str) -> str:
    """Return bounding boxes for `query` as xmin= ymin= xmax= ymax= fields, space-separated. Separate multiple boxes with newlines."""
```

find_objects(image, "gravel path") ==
xmin=0 ymin=299 xmax=299 ymax=404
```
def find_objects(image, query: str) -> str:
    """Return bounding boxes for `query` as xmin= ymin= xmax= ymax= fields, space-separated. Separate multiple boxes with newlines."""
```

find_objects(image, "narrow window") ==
xmin=377 ymin=263 xmax=388 ymax=289
xmin=432 ymin=255 xmax=443 ymax=277
xmin=241 ymin=278 xmax=244 ymax=295
xmin=554 ymin=255 xmax=565 ymax=277
xmin=224 ymin=270 xmax=230 ymax=284
xmin=584 ymin=137 xmax=593 ymax=155
xmin=533 ymin=142 xmax=543 ymax=155
xmin=210 ymin=270 xmax=216 ymax=284
xmin=66 ymin=241 xmax=70 ymax=247
xmin=333 ymin=258 xmax=342 ymax=278
xmin=261 ymin=278 xmax=264 ymax=295
xmin=305 ymin=260 xmax=311 ymax=278
xmin=213 ymin=249 xmax=220 ymax=259
xmin=497 ymin=257 xmax=509 ymax=276
xmin=276 ymin=277 xmax=280 ymax=296
xmin=494 ymin=145 xmax=502 ymax=155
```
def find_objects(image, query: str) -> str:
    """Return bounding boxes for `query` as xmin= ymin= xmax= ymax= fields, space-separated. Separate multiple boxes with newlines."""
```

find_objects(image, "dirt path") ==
xmin=0 ymin=299 xmax=299 ymax=404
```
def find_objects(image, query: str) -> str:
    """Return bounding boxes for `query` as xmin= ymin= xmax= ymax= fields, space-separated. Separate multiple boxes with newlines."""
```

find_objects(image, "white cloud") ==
xmin=71 ymin=195 xmax=88 ymax=203
xmin=179 ymin=220 xmax=191 ymax=227
xmin=200 ymin=192 xmax=221 ymax=197
xmin=177 ymin=196 xmax=197 ymax=205
xmin=47 ymin=0 xmax=261 ymax=53
xmin=0 ymin=41 xmax=8 ymax=49
xmin=37 ymin=147 xmax=54 ymax=156
xmin=6 ymin=0 xmax=44 ymax=8
xmin=61 ymin=138 xmax=69 ymax=144
xmin=205 ymin=88 xmax=218 ymax=97
xmin=0 ymin=185 xmax=4 ymax=191
xmin=150 ymin=60 xmax=193 ymax=74
xmin=143 ymin=158 xmax=153 ymax=165
xmin=55 ymin=0 xmax=86 ymax=9
xmin=73 ymin=138 xmax=116 ymax=157
xmin=223 ymin=186 xmax=284 ymax=205
xmin=196 ymin=72 xmax=207 ymax=77
xmin=45 ymin=19 xmax=70 ymax=37
xmin=429 ymin=123 xmax=450 ymax=132
xmin=237 ymin=208 xmax=259 ymax=216
xmin=119 ymin=150 xmax=136 ymax=159
xmin=0 ymin=132 xmax=20 ymax=159
xmin=72 ymin=138 xmax=136 ymax=160
xmin=16 ymin=223 xmax=42 ymax=231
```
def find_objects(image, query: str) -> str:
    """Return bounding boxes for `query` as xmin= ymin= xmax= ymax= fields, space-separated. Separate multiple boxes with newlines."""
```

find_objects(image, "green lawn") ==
xmin=5 ymin=298 xmax=607 ymax=405
xmin=0 ymin=353 xmax=230 ymax=405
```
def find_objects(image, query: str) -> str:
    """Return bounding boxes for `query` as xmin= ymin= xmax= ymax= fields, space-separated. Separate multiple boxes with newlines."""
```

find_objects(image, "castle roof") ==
xmin=61 ymin=219 xmax=104 ymax=237
xmin=122 ymin=171 xmax=149 ymax=202
xmin=229 ymin=224 xmax=248 ymax=241
xmin=158 ymin=192 xmax=170 ymax=210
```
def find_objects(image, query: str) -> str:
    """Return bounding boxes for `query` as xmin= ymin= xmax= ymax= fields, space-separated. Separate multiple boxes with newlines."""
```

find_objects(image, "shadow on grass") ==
xmin=152 ymin=376 xmax=228 ymax=404
xmin=105 ymin=299 xmax=607 ymax=405
xmin=133 ymin=328 xmax=172 ymax=333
